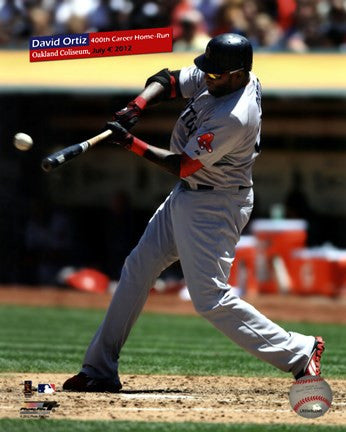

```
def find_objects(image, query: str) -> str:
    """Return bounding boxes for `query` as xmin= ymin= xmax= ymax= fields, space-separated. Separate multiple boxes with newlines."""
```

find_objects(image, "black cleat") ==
xmin=63 ymin=372 xmax=122 ymax=393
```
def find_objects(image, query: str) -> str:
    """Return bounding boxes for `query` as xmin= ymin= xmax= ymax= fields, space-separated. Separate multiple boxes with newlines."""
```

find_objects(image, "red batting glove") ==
xmin=106 ymin=121 xmax=148 ymax=156
xmin=106 ymin=121 xmax=134 ymax=148
xmin=113 ymin=96 xmax=147 ymax=130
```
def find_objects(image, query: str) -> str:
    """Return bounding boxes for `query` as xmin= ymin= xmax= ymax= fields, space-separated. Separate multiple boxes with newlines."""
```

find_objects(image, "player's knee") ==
xmin=189 ymin=292 xmax=221 ymax=316
xmin=193 ymin=304 xmax=215 ymax=316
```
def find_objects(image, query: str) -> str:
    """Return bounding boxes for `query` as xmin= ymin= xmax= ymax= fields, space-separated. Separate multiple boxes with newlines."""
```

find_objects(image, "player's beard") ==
xmin=205 ymin=78 xmax=233 ymax=98
xmin=207 ymin=84 xmax=230 ymax=98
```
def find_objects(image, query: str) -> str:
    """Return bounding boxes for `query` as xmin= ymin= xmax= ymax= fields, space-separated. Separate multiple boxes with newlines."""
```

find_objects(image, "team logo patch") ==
xmin=197 ymin=132 xmax=214 ymax=153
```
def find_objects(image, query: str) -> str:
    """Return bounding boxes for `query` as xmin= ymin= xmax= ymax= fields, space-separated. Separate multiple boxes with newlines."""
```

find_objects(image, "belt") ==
xmin=180 ymin=180 xmax=250 ymax=191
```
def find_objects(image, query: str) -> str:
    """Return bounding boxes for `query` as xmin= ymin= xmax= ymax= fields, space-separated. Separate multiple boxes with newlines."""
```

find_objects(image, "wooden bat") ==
xmin=41 ymin=82 xmax=164 ymax=172
xmin=41 ymin=129 xmax=113 ymax=172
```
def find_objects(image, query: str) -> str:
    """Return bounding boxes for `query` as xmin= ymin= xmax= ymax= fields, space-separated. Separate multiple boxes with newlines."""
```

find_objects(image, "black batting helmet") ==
xmin=194 ymin=33 xmax=253 ymax=74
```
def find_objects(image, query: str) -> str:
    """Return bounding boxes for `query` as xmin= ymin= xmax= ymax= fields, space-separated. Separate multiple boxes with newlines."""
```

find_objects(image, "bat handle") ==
xmin=87 ymin=129 xmax=113 ymax=146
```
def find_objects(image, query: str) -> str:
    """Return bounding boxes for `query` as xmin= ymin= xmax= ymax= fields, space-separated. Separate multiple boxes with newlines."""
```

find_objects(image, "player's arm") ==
xmin=106 ymin=121 xmax=203 ymax=178
xmin=113 ymin=69 xmax=181 ymax=129
xmin=144 ymin=68 xmax=182 ymax=103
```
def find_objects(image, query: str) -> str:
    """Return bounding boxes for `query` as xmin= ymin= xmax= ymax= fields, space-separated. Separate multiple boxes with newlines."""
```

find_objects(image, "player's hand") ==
xmin=106 ymin=121 xmax=134 ymax=149
xmin=113 ymin=100 xmax=142 ymax=130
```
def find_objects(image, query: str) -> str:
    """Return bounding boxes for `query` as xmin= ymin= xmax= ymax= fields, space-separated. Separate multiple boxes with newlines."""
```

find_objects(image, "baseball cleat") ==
xmin=295 ymin=336 xmax=325 ymax=380
xmin=63 ymin=372 xmax=122 ymax=393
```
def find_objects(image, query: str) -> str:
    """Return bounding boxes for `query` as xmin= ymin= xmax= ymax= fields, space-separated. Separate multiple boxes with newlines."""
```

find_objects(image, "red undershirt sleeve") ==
xmin=180 ymin=152 xmax=204 ymax=178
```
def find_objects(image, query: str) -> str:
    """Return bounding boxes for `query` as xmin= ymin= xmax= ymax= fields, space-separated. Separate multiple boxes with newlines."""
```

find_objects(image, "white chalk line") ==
xmin=118 ymin=394 xmax=346 ymax=408
xmin=120 ymin=393 xmax=285 ymax=404
xmin=113 ymin=407 xmax=293 ymax=413
xmin=120 ymin=394 xmax=201 ymax=400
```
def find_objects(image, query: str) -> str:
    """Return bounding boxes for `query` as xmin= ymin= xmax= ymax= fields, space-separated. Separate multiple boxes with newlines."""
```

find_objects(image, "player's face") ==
xmin=205 ymin=69 xmax=245 ymax=97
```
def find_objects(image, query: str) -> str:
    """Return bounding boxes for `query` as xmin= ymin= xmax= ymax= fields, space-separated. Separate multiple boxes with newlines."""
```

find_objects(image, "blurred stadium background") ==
xmin=0 ymin=0 xmax=346 ymax=298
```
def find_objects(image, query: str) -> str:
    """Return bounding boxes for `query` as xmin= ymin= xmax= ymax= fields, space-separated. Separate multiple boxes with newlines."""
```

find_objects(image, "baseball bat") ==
xmin=41 ymin=82 xmax=164 ymax=173
xmin=41 ymin=129 xmax=112 ymax=172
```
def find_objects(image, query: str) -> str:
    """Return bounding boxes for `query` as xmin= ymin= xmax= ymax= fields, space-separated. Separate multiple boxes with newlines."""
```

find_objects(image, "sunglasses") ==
xmin=206 ymin=68 xmax=244 ymax=80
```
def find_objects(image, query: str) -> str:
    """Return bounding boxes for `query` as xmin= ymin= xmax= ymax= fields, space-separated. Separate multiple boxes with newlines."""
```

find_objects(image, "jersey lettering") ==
xmin=180 ymin=99 xmax=198 ymax=137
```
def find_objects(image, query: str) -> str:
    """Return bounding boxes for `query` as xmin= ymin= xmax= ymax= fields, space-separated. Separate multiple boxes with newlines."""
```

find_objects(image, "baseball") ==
xmin=289 ymin=376 xmax=333 ymax=418
xmin=13 ymin=132 xmax=33 ymax=151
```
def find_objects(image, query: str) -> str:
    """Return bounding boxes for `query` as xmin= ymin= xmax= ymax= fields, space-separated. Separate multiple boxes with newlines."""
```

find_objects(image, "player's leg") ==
xmin=172 ymin=186 xmax=315 ymax=377
xmin=68 ymin=189 xmax=179 ymax=385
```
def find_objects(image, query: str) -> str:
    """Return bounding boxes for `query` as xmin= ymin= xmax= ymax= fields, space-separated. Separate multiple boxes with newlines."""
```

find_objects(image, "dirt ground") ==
xmin=1 ymin=286 xmax=345 ymax=425
xmin=1 ymin=373 xmax=345 ymax=425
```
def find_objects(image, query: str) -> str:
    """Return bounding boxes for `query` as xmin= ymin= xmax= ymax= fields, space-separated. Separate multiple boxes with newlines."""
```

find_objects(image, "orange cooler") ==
xmin=336 ymin=255 xmax=346 ymax=294
xmin=291 ymin=248 xmax=346 ymax=296
xmin=228 ymin=235 xmax=258 ymax=296
xmin=251 ymin=219 xmax=307 ymax=294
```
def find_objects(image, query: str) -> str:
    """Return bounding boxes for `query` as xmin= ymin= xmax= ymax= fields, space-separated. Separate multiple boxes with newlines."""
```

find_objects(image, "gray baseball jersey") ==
xmin=80 ymin=67 xmax=315 ymax=383
xmin=171 ymin=67 xmax=262 ymax=189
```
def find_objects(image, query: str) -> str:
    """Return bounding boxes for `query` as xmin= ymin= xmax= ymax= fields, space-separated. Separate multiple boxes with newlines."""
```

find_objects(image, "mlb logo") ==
xmin=38 ymin=383 xmax=56 ymax=394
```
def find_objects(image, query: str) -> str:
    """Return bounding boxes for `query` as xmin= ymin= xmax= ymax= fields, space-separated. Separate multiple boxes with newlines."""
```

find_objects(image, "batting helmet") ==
xmin=194 ymin=33 xmax=253 ymax=74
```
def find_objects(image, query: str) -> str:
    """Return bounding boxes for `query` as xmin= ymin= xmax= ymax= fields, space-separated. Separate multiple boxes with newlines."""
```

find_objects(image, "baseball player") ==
xmin=63 ymin=34 xmax=325 ymax=393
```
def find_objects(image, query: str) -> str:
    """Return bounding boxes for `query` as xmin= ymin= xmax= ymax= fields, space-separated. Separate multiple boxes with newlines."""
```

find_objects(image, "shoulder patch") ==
xmin=197 ymin=132 xmax=214 ymax=153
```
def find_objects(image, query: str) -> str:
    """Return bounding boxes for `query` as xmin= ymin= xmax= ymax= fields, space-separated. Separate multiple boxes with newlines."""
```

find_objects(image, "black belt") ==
xmin=180 ymin=180 xmax=250 ymax=191
xmin=181 ymin=181 xmax=213 ymax=190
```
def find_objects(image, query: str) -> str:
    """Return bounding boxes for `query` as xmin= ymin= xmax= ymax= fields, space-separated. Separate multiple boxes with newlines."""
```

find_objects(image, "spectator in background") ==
xmin=212 ymin=0 xmax=248 ymax=37
xmin=54 ymin=0 xmax=95 ymax=34
xmin=129 ymin=0 xmax=170 ymax=30
xmin=285 ymin=0 xmax=327 ymax=52
xmin=242 ymin=0 xmax=283 ymax=50
xmin=322 ymin=0 xmax=346 ymax=49
xmin=88 ymin=0 xmax=113 ymax=32
xmin=195 ymin=0 xmax=223 ymax=35
xmin=1 ymin=1 xmax=345 ymax=52
xmin=27 ymin=3 xmax=53 ymax=37
xmin=88 ymin=0 xmax=133 ymax=32
xmin=173 ymin=9 xmax=210 ymax=52
xmin=275 ymin=0 xmax=297 ymax=32
xmin=249 ymin=13 xmax=283 ymax=50
xmin=107 ymin=1 xmax=133 ymax=30
xmin=0 ymin=0 xmax=15 ymax=44
xmin=0 ymin=0 xmax=26 ymax=45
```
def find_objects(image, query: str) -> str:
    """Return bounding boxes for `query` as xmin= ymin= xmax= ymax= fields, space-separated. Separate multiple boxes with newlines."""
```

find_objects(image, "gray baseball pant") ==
xmin=81 ymin=182 xmax=315 ymax=380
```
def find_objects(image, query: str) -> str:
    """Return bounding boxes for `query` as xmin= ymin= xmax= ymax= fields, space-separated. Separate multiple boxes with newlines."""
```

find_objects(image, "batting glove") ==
xmin=106 ymin=121 xmax=134 ymax=148
xmin=113 ymin=99 xmax=143 ymax=130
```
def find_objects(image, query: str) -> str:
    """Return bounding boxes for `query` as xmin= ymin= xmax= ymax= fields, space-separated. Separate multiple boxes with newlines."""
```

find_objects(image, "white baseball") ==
xmin=13 ymin=132 xmax=33 ymax=151
xmin=289 ymin=376 xmax=333 ymax=418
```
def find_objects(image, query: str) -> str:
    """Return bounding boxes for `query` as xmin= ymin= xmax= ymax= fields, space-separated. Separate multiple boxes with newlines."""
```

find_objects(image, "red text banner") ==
xmin=30 ymin=27 xmax=172 ymax=62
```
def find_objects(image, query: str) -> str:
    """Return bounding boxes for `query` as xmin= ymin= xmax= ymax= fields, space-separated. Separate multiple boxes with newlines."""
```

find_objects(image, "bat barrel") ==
xmin=41 ymin=157 xmax=56 ymax=172
xmin=41 ymin=141 xmax=90 ymax=172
